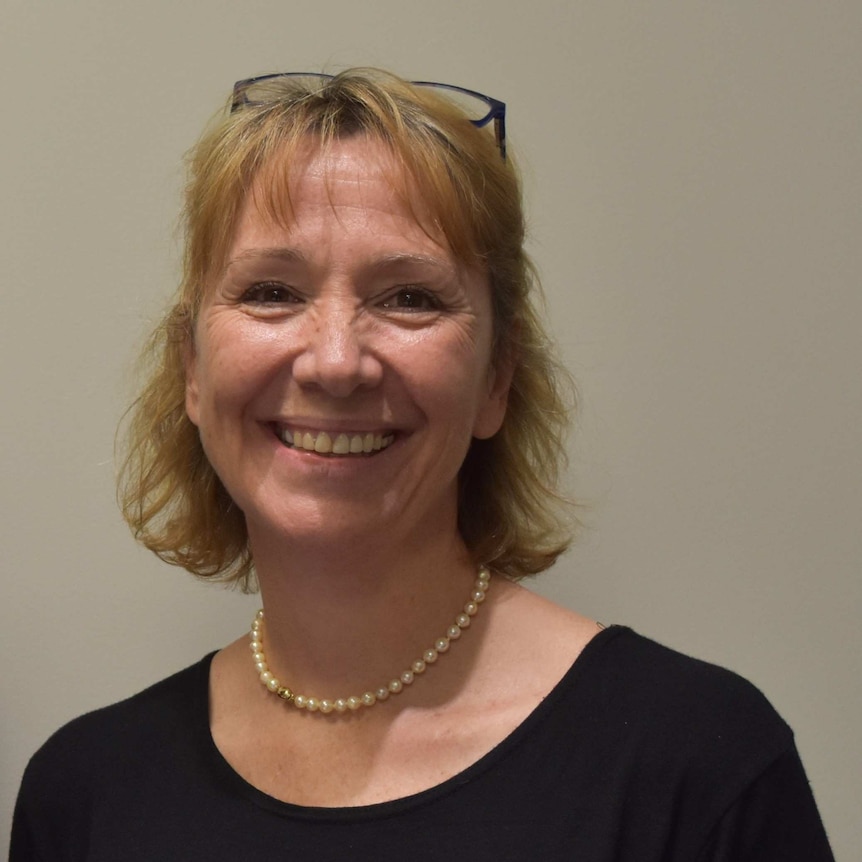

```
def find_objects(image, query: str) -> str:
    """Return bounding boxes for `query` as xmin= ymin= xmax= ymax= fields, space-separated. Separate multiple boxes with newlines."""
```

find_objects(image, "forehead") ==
xmin=232 ymin=135 xmax=446 ymax=254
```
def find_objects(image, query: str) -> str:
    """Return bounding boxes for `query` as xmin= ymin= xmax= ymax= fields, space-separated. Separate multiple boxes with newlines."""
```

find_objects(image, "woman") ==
xmin=11 ymin=69 xmax=833 ymax=860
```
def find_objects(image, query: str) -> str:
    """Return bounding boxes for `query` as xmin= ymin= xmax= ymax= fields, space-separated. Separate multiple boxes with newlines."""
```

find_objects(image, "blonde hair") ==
xmin=119 ymin=68 xmax=575 ymax=590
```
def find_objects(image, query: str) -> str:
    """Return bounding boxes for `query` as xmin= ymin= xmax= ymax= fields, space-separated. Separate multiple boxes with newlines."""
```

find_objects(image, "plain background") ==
xmin=1 ymin=1 xmax=859 ymax=857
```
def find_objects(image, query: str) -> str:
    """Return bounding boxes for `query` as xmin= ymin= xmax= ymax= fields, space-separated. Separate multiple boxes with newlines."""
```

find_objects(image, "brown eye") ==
xmin=242 ymin=283 xmax=300 ymax=304
xmin=381 ymin=288 xmax=441 ymax=311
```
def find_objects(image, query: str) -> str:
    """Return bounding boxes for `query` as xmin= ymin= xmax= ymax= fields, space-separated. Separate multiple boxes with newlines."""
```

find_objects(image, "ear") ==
xmin=472 ymin=348 xmax=516 ymax=440
xmin=184 ymin=335 xmax=201 ymax=428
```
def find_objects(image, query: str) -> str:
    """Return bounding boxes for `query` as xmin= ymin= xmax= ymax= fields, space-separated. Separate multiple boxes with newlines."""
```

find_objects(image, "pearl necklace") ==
xmin=250 ymin=566 xmax=491 ymax=714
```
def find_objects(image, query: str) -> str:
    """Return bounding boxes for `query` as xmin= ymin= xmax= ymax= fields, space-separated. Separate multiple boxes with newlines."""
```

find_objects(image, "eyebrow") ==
xmin=368 ymin=253 xmax=453 ymax=273
xmin=225 ymin=247 xmax=307 ymax=269
xmin=224 ymin=248 xmax=454 ymax=274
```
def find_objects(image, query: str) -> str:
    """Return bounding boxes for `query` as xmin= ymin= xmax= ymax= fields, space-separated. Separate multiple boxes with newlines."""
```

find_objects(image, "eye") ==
xmin=240 ymin=282 xmax=301 ymax=306
xmin=379 ymin=287 xmax=442 ymax=312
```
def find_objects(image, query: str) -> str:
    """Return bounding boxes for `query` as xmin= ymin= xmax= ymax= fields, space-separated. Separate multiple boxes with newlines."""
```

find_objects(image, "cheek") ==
xmin=403 ymin=333 xmax=494 ymax=421
xmin=188 ymin=337 xmax=269 ymax=431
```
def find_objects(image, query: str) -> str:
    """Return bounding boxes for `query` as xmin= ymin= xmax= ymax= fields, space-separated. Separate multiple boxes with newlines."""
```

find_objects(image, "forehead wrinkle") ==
xmin=314 ymin=150 xmax=423 ymax=242
xmin=265 ymin=134 xmax=444 ymax=245
xmin=241 ymin=165 xmax=383 ymax=253
xmin=227 ymin=138 xmax=477 ymax=287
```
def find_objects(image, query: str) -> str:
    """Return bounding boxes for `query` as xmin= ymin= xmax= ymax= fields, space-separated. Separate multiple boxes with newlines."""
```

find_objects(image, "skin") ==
xmin=186 ymin=136 xmax=599 ymax=806
xmin=186 ymin=136 xmax=509 ymax=556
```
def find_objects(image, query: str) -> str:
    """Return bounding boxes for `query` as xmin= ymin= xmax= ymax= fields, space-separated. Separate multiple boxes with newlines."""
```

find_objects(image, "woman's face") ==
xmin=185 ymin=136 xmax=510 ymax=550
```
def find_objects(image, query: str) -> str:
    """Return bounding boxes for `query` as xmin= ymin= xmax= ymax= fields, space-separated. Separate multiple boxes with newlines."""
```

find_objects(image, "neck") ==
xmin=247 ymin=524 xmax=481 ymax=700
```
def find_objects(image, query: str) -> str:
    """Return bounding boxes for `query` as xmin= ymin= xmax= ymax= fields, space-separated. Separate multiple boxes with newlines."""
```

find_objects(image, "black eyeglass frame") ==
xmin=230 ymin=73 xmax=507 ymax=160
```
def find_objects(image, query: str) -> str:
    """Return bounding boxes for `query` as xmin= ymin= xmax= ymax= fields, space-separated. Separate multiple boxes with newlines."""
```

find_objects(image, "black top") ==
xmin=10 ymin=626 xmax=834 ymax=861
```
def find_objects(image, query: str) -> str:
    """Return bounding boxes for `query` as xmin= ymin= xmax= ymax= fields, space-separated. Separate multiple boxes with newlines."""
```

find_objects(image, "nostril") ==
xmin=291 ymin=340 xmax=383 ymax=396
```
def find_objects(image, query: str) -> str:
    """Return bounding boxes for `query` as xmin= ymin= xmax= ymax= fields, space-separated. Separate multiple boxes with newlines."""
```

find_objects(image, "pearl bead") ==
xmin=251 ymin=565 xmax=490 ymax=713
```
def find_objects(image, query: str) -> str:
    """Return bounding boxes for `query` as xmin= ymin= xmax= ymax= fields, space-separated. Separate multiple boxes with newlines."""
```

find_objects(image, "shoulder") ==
xmin=12 ymin=655 xmax=214 ymax=860
xmin=540 ymin=627 xmax=810 ymax=855
xmin=20 ymin=653 xmax=213 ymax=794
xmin=493 ymin=586 xmax=793 ymax=767
xmin=569 ymin=626 xmax=795 ymax=800
xmin=585 ymin=626 xmax=790 ymax=736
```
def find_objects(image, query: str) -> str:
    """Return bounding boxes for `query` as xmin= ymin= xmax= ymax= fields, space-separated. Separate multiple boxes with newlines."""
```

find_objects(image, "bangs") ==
xmin=183 ymin=74 xmax=507 ymax=312
xmin=242 ymin=131 xmax=486 ymax=267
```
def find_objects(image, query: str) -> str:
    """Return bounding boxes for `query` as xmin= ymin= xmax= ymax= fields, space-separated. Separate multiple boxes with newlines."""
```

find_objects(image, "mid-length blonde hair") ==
xmin=119 ymin=68 xmax=575 ymax=590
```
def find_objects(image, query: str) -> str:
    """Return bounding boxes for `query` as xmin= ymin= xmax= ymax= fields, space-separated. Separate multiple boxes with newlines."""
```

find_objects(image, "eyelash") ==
xmin=240 ymin=282 xmax=300 ymax=305
xmin=238 ymin=283 xmax=443 ymax=314
xmin=379 ymin=287 xmax=442 ymax=312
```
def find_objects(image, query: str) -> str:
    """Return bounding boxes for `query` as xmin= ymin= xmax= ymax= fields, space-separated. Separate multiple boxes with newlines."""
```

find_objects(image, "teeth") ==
xmin=279 ymin=427 xmax=394 ymax=457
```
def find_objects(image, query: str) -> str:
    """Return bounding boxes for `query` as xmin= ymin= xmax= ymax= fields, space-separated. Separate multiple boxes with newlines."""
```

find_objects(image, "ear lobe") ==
xmin=472 ymin=353 xmax=515 ymax=441
xmin=184 ymin=338 xmax=201 ymax=428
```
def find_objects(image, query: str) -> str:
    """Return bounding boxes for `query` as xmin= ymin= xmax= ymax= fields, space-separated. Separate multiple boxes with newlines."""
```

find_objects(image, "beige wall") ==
xmin=2 ymin=1 xmax=859 ymax=856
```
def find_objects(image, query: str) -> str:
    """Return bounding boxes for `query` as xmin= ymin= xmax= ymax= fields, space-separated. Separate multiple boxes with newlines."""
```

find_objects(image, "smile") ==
xmin=276 ymin=426 xmax=396 ymax=456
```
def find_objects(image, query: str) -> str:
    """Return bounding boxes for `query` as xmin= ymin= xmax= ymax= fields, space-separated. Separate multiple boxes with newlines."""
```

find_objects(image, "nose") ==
xmin=290 ymin=301 xmax=383 ymax=397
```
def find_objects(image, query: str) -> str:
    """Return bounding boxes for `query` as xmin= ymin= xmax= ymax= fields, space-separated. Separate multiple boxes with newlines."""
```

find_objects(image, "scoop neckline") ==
xmin=201 ymin=624 xmax=627 ymax=822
